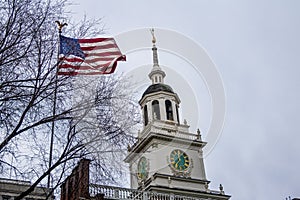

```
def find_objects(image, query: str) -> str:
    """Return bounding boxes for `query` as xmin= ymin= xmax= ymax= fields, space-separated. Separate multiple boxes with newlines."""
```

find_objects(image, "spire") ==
xmin=150 ymin=28 xmax=159 ymax=66
xmin=149 ymin=28 xmax=166 ymax=84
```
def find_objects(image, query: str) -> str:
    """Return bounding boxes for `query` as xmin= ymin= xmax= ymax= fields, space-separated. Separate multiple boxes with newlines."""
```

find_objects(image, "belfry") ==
xmin=124 ymin=29 xmax=231 ymax=199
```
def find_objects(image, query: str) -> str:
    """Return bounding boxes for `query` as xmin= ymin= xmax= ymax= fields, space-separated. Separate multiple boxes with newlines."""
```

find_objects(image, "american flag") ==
xmin=58 ymin=35 xmax=126 ymax=75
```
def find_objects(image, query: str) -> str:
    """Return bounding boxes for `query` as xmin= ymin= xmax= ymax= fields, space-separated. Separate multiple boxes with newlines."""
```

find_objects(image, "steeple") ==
xmin=124 ymin=30 xmax=230 ymax=200
xmin=148 ymin=28 xmax=166 ymax=84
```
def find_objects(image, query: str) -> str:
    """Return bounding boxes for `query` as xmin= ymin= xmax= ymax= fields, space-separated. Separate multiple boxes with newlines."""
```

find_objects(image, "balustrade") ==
xmin=89 ymin=184 xmax=214 ymax=200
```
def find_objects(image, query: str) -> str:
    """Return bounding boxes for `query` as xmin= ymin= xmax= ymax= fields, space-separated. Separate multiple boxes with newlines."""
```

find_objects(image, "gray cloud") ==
xmin=69 ymin=0 xmax=300 ymax=199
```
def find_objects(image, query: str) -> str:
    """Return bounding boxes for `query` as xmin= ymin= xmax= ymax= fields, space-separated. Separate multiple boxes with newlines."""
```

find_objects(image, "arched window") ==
xmin=155 ymin=76 xmax=158 ymax=83
xmin=152 ymin=100 xmax=160 ymax=120
xmin=165 ymin=100 xmax=173 ymax=120
xmin=144 ymin=105 xmax=148 ymax=126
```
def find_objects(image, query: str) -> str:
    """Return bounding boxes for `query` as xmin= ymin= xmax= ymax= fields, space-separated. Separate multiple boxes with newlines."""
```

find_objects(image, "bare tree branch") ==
xmin=0 ymin=0 xmax=140 ymax=199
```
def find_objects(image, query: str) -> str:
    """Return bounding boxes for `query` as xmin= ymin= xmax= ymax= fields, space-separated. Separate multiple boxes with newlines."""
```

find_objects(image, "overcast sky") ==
xmin=69 ymin=1 xmax=300 ymax=199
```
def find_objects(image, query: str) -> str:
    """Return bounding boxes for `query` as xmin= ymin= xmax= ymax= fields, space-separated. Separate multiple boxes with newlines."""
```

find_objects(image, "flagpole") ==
xmin=47 ymin=21 xmax=67 ymax=188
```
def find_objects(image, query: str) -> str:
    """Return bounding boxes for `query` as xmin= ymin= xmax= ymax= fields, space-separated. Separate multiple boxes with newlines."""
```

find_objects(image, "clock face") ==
xmin=170 ymin=149 xmax=189 ymax=171
xmin=137 ymin=157 xmax=148 ymax=180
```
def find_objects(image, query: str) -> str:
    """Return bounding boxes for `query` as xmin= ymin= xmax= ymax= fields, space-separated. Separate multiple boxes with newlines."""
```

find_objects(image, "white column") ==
xmin=175 ymin=104 xmax=180 ymax=124
xmin=171 ymin=101 xmax=177 ymax=122
xmin=147 ymin=101 xmax=153 ymax=122
xmin=159 ymin=98 xmax=166 ymax=121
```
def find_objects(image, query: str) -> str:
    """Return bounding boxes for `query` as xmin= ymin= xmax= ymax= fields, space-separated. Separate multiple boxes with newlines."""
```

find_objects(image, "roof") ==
xmin=142 ymin=83 xmax=174 ymax=98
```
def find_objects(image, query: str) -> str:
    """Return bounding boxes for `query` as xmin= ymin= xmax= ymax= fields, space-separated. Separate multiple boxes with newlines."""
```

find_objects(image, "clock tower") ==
xmin=124 ymin=30 xmax=230 ymax=200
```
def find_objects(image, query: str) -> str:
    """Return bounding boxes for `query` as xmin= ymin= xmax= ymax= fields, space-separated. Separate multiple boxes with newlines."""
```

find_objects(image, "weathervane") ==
xmin=150 ymin=28 xmax=156 ymax=44
xmin=150 ymin=28 xmax=159 ymax=67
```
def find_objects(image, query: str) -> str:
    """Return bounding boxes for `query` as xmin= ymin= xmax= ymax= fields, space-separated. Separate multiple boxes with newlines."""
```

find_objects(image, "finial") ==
xmin=197 ymin=128 xmax=202 ymax=140
xmin=204 ymin=182 xmax=209 ymax=192
xmin=149 ymin=28 xmax=159 ymax=68
xmin=148 ymin=28 xmax=166 ymax=83
xmin=219 ymin=184 xmax=224 ymax=194
xmin=55 ymin=21 xmax=68 ymax=34
xmin=184 ymin=119 xmax=187 ymax=125
xmin=150 ymin=28 xmax=156 ymax=44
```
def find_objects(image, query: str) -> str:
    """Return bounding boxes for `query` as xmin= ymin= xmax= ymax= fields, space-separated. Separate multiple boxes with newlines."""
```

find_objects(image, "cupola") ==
xmin=139 ymin=29 xmax=181 ymax=126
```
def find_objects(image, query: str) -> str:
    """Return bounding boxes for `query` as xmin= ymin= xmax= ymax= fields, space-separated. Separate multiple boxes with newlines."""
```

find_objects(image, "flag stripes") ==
xmin=58 ymin=35 xmax=125 ymax=75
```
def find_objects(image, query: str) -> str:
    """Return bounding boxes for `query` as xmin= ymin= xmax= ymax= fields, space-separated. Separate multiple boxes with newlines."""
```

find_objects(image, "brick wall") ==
xmin=60 ymin=159 xmax=90 ymax=200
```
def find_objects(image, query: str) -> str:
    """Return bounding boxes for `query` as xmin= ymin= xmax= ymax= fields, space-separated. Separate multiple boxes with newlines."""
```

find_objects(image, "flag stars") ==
xmin=60 ymin=36 xmax=85 ymax=59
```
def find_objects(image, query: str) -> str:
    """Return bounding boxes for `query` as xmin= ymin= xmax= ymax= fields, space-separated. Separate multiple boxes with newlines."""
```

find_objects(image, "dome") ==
xmin=142 ymin=83 xmax=174 ymax=98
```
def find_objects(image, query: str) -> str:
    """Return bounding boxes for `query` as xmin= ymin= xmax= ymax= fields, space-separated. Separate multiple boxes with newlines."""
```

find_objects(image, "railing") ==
xmin=89 ymin=184 xmax=141 ymax=199
xmin=139 ymin=121 xmax=199 ymax=141
xmin=151 ymin=126 xmax=198 ymax=141
xmin=89 ymin=184 xmax=211 ymax=200
xmin=0 ymin=178 xmax=31 ymax=185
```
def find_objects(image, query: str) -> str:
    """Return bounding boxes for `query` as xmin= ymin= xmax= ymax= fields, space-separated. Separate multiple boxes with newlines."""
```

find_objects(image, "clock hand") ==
xmin=175 ymin=156 xmax=181 ymax=168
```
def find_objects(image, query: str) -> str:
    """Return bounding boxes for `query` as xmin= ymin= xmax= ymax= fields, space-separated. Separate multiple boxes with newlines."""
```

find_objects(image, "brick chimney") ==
xmin=60 ymin=159 xmax=91 ymax=200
